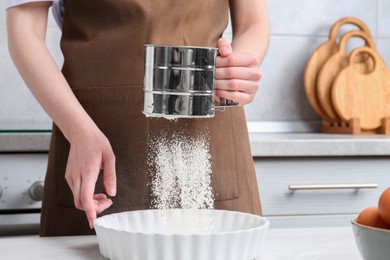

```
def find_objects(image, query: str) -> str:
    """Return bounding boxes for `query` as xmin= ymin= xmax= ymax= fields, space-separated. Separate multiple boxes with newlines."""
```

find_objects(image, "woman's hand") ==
xmin=215 ymin=38 xmax=262 ymax=106
xmin=65 ymin=128 xmax=116 ymax=229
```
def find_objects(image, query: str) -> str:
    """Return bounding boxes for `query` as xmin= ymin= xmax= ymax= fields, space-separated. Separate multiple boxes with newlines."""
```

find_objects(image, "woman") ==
xmin=6 ymin=0 xmax=270 ymax=236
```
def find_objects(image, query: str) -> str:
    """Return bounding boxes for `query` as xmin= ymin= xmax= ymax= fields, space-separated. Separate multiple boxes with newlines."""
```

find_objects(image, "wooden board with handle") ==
xmin=304 ymin=17 xmax=371 ymax=122
xmin=316 ymin=30 xmax=376 ymax=122
xmin=332 ymin=47 xmax=390 ymax=130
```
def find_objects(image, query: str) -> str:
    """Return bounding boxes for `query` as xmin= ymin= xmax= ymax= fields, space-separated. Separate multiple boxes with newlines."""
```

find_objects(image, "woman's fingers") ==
xmin=217 ymin=38 xmax=232 ymax=57
xmin=80 ymin=168 xmax=100 ymax=229
xmin=215 ymin=79 xmax=259 ymax=94
xmin=216 ymin=52 xmax=258 ymax=68
xmin=102 ymin=149 xmax=117 ymax=197
xmin=215 ymin=47 xmax=261 ymax=106
xmin=216 ymin=66 xmax=261 ymax=81
xmin=65 ymin=161 xmax=84 ymax=211
xmin=215 ymin=89 xmax=257 ymax=105
xmin=72 ymin=176 xmax=83 ymax=210
xmin=93 ymin=193 xmax=107 ymax=200
xmin=94 ymin=196 xmax=113 ymax=215
xmin=66 ymin=154 xmax=114 ymax=229
xmin=80 ymin=169 xmax=113 ymax=228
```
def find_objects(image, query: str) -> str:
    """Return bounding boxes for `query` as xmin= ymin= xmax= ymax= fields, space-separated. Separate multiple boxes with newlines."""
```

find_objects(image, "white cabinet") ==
xmin=255 ymin=157 xmax=390 ymax=228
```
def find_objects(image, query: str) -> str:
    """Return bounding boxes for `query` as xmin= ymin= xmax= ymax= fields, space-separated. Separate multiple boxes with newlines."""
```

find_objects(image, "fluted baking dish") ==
xmin=94 ymin=209 xmax=269 ymax=260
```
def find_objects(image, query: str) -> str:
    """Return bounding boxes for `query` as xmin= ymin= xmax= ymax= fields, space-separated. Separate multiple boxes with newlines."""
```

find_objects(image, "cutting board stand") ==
xmin=322 ymin=118 xmax=390 ymax=135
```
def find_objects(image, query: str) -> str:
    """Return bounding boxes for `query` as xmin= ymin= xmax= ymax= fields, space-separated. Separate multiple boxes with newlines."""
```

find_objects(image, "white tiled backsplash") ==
xmin=1 ymin=1 xmax=389 ymax=131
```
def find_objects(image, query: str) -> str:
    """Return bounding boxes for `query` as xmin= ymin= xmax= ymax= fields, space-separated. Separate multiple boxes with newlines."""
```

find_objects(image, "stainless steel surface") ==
xmin=145 ymin=44 xmax=217 ymax=68
xmin=288 ymin=183 xmax=378 ymax=190
xmin=0 ymin=214 xmax=41 ymax=236
xmin=0 ymin=132 xmax=51 ymax=152
xmin=143 ymin=44 xmax=237 ymax=118
xmin=218 ymin=98 xmax=239 ymax=106
xmin=144 ymin=92 xmax=214 ymax=118
xmin=0 ymin=154 xmax=46 ymax=210
xmin=0 ymin=153 xmax=47 ymax=236
xmin=144 ymin=67 xmax=214 ymax=93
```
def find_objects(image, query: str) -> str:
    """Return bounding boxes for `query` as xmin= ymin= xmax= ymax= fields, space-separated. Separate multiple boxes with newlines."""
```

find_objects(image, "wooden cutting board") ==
xmin=332 ymin=47 xmax=390 ymax=130
xmin=304 ymin=17 xmax=371 ymax=122
xmin=316 ymin=30 xmax=375 ymax=122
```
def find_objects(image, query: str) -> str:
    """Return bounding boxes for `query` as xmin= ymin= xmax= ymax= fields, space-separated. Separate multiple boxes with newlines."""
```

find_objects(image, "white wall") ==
xmin=1 ymin=1 xmax=389 ymax=130
xmin=242 ymin=0 xmax=390 ymax=124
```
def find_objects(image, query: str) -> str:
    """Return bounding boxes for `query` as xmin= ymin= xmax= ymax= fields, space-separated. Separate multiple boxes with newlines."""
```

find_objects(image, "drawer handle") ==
xmin=288 ymin=184 xmax=378 ymax=190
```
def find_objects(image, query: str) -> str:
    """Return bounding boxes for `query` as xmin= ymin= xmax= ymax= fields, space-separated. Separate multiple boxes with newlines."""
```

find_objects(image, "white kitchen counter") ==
xmin=2 ymin=131 xmax=390 ymax=157
xmin=0 ymin=226 xmax=362 ymax=260
xmin=249 ymin=133 xmax=390 ymax=157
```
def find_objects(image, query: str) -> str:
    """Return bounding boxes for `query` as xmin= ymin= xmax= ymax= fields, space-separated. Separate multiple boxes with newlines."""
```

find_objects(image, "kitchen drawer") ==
xmin=266 ymin=214 xmax=356 ymax=229
xmin=254 ymin=157 xmax=390 ymax=216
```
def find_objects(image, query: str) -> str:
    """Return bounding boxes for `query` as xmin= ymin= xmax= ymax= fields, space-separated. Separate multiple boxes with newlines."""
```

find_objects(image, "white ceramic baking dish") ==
xmin=94 ymin=209 xmax=269 ymax=260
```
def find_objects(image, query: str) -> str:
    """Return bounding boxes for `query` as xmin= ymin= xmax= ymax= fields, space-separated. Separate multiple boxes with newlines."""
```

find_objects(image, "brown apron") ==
xmin=40 ymin=0 xmax=262 ymax=236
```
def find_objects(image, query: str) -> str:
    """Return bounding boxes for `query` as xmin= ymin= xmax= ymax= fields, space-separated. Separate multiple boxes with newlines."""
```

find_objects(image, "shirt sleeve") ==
xmin=4 ymin=0 xmax=58 ymax=10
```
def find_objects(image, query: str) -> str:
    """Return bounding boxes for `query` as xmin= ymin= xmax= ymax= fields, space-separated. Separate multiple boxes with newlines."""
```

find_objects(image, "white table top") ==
xmin=0 ymin=226 xmax=362 ymax=260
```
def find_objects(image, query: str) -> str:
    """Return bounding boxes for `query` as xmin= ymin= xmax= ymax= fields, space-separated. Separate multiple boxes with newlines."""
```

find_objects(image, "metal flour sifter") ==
xmin=143 ymin=44 xmax=237 ymax=118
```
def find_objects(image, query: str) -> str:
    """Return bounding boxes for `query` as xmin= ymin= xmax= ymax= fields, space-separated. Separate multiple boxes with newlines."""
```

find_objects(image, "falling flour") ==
xmin=148 ymin=132 xmax=215 ymax=233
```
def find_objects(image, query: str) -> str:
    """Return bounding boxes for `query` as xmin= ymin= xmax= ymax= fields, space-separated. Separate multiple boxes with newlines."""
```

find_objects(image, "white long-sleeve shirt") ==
xmin=5 ymin=0 xmax=64 ymax=28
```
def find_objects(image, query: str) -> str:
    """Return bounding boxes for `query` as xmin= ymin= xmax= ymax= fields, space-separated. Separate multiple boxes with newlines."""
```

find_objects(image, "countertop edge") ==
xmin=1 ymin=132 xmax=390 ymax=157
xmin=0 ymin=133 xmax=51 ymax=152
xmin=249 ymin=133 xmax=390 ymax=157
